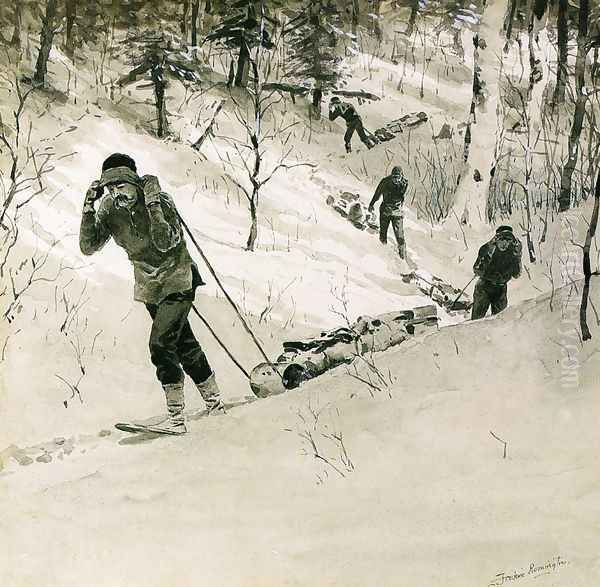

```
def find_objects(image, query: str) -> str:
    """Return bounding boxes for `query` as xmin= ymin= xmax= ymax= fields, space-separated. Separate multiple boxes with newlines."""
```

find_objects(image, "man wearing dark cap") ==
xmin=471 ymin=225 xmax=522 ymax=320
xmin=79 ymin=153 xmax=223 ymax=434
xmin=369 ymin=166 xmax=409 ymax=259
xmin=328 ymin=96 xmax=376 ymax=153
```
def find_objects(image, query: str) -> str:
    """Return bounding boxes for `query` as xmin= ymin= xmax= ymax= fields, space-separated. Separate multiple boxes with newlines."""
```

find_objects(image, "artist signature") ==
xmin=488 ymin=556 xmax=569 ymax=586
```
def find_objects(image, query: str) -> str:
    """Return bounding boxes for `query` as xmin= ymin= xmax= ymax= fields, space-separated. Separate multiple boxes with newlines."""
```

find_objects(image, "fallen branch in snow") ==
xmin=260 ymin=83 xmax=381 ymax=104
xmin=331 ymin=89 xmax=381 ymax=102
xmin=262 ymin=82 xmax=310 ymax=102
xmin=191 ymin=98 xmax=225 ymax=151
xmin=55 ymin=373 xmax=84 ymax=406
xmin=490 ymin=430 xmax=508 ymax=459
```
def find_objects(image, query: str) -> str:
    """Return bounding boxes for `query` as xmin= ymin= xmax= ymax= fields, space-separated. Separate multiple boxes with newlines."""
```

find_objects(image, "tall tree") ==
xmin=284 ymin=0 xmax=347 ymax=114
xmin=553 ymin=0 xmax=569 ymax=104
xmin=580 ymin=172 xmax=600 ymax=340
xmin=406 ymin=0 xmax=419 ymax=37
xmin=215 ymin=2 xmax=314 ymax=251
xmin=527 ymin=0 xmax=547 ymax=91
xmin=181 ymin=0 xmax=190 ymax=37
xmin=558 ymin=0 xmax=590 ymax=211
xmin=118 ymin=33 xmax=202 ymax=137
xmin=10 ymin=1 xmax=23 ymax=48
xmin=34 ymin=0 xmax=59 ymax=85
xmin=82 ymin=1 xmax=100 ymax=43
xmin=65 ymin=0 xmax=77 ymax=59
xmin=206 ymin=0 xmax=278 ymax=88
xmin=367 ymin=0 xmax=382 ymax=41
xmin=503 ymin=0 xmax=518 ymax=51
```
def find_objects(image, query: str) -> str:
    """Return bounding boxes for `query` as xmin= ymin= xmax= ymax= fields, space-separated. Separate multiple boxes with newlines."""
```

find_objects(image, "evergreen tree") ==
xmin=284 ymin=0 xmax=348 ymax=114
xmin=205 ymin=0 xmax=278 ymax=87
xmin=118 ymin=32 xmax=202 ymax=137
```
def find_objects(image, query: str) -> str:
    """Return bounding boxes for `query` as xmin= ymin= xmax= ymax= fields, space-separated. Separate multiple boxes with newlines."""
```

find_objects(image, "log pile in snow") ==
xmin=250 ymin=305 xmax=438 ymax=398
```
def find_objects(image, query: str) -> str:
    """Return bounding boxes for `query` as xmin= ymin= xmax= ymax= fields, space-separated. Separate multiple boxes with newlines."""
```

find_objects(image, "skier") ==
xmin=471 ymin=225 xmax=522 ymax=320
xmin=368 ymin=166 xmax=409 ymax=259
xmin=328 ymin=96 xmax=376 ymax=153
xmin=79 ymin=153 xmax=224 ymax=434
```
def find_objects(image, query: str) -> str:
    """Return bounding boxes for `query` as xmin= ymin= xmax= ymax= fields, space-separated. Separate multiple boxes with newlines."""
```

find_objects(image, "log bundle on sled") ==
xmin=369 ymin=111 xmax=429 ymax=144
xmin=325 ymin=192 xmax=378 ymax=232
xmin=402 ymin=271 xmax=473 ymax=312
xmin=250 ymin=305 xmax=438 ymax=398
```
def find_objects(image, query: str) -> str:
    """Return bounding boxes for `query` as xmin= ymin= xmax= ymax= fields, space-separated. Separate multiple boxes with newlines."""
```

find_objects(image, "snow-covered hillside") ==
xmin=1 ymin=277 xmax=598 ymax=586
xmin=1 ymin=1 xmax=600 ymax=584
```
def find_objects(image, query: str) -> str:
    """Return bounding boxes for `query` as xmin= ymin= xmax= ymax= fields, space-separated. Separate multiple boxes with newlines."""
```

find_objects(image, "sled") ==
xmin=325 ymin=191 xmax=379 ymax=232
xmin=402 ymin=271 xmax=472 ymax=312
xmin=250 ymin=305 xmax=439 ymax=398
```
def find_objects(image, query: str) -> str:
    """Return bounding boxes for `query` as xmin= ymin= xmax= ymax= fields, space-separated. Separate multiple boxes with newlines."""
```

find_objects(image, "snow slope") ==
xmin=0 ymin=29 xmax=495 ymax=446
xmin=1 ymin=5 xmax=599 ymax=584
xmin=1 ymin=278 xmax=598 ymax=586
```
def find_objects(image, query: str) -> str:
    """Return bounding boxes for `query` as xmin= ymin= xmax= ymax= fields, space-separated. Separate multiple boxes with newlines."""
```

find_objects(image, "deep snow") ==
xmin=1 ymin=2 xmax=599 ymax=585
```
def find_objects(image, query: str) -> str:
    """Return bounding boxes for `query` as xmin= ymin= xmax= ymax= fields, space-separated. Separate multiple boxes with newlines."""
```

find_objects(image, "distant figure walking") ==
xmin=369 ymin=166 xmax=408 ymax=259
xmin=471 ymin=225 xmax=522 ymax=320
xmin=80 ymin=153 xmax=224 ymax=434
xmin=328 ymin=97 xmax=375 ymax=153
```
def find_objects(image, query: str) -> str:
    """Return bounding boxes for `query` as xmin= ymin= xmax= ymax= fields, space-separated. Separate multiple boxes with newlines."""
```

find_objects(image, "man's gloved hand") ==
xmin=83 ymin=180 xmax=103 ymax=213
xmin=142 ymin=174 xmax=162 ymax=208
xmin=368 ymin=204 xmax=374 ymax=213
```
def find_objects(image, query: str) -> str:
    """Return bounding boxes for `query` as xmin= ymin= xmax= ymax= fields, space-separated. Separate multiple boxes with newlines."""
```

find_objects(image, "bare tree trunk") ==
xmin=406 ymin=0 xmax=418 ymax=36
xmin=191 ymin=0 xmax=199 ymax=47
xmin=84 ymin=1 xmax=99 ymax=43
xmin=527 ymin=0 xmax=547 ymax=92
xmin=10 ymin=1 xmax=23 ymax=48
xmin=463 ymin=34 xmax=481 ymax=163
xmin=235 ymin=40 xmax=250 ymax=87
xmin=558 ymin=0 xmax=589 ymax=212
xmin=370 ymin=0 xmax=382 ymax=41
xmin=34 ymin=0 xmax=58 ymax=85
xmin=351 ymin=0 xmax=359 ymax=36
xmin=246 ymin=196 xmax=258 ymax=251
xmin=151 ymin=55 xmax=169 ymax=137
xmin=452 ymin=28 xmax=464 ymax=60
xmin=181 ymin=0 xmax=190 ymax=37
xmin=65 ymin=0 xmax=77 ymax=59
xmin=312 ymin=87 xmax=322 ymax=116
xmin=503 ymin=0 xmax=517 ymax=50
xmin=553 ymin=0 xmax=568 ymax=105
xmin=580 ymin=172 xmax=600 ymax=340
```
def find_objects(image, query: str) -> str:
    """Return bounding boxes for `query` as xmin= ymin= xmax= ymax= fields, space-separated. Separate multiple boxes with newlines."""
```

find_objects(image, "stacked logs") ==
xmin=250 ymin=305 xmax=438 ymax=398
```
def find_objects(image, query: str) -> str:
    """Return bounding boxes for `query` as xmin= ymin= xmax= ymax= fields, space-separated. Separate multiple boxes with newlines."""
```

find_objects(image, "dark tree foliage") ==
xmin=284 ymin=0 xmax=348 ymax=113
xmin=118 ymin=31 xmax=202 ymax=137
xmin=205 ymin=0 xmax=280 ymax=87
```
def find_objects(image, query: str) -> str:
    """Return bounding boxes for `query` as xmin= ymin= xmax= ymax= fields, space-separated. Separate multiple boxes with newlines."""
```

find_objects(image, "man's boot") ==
xmin=196 ymin=372 xmax=225 ymax=414
xmin=161 ymin=381 xmax=187 ymax=434
xmin=345 ymin=142 xmax=352 ymax=153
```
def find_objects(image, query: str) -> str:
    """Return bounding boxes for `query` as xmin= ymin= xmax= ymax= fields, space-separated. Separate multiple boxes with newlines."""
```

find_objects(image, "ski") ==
xmin=114 ymin=422 xmax=184 ymax=435
xmin=114 ymin=397 xmax=256 ymax=434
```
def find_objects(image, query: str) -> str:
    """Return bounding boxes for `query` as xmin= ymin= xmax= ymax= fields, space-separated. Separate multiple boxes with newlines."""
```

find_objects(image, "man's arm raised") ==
xmin=142 ymin=175 xmax=182 ymax=253
xmin=80 ymin=181 xmax=111 ymax=255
